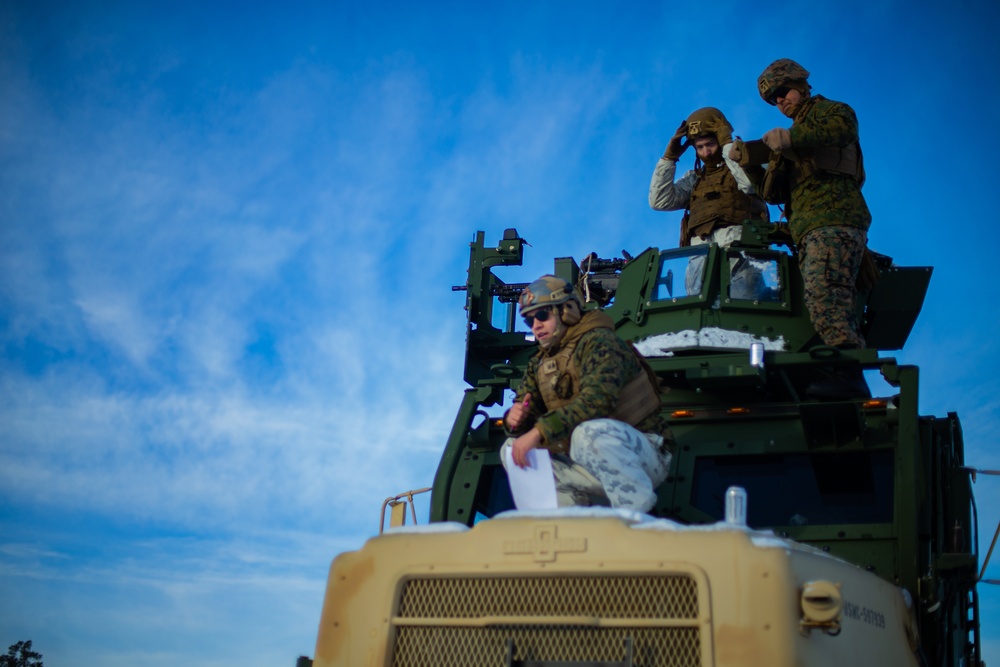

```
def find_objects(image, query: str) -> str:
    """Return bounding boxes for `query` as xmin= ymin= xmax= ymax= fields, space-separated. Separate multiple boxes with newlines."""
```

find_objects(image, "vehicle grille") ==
xmin=391 ymin=574 xmax=703 ymax=667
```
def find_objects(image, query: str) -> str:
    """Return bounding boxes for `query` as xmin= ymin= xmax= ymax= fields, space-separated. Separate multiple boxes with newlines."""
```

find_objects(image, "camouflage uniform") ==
xmin=787 ymin=96 xmax=871 ymax=348
xmin=502 ymin=310 xmax=672 ymax=512
xmin=784 ymin=95 xmax=871 ymax=243
xmin=799 ymin=226 xmax=867 ymax=348
xmin=755 ymin=60 xmax=871 ymax=349
xmin=539 ymin=419 xmax=669 ymax=509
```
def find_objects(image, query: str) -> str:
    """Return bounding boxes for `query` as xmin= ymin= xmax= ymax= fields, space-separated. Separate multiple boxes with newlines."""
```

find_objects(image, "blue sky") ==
xmin=1 ymin=1 xmax=998 ymax=665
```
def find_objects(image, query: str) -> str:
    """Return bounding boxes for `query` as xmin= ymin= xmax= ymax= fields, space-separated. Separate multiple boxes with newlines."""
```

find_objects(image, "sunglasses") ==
xmin=523 ymin=306 xmax=554 ymax=327
xmin=769 ymin=86 xmax=793 ymax=103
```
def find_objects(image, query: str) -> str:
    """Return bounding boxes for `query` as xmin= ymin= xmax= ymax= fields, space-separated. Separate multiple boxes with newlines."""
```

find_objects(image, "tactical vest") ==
xmin=535 ymin=311 xmax=662 ymax=441
xmin=762 ymin=96 xmax=866 ymax=204
xmin=683 ymin=163 xmax=768 ymax=245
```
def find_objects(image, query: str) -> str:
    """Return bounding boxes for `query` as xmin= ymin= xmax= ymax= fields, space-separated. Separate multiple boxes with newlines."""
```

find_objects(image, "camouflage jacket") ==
xmin=783 ymin=95 xmax=872 ymax=242
xmin=506 ymin=310 xmax=671 ymax=455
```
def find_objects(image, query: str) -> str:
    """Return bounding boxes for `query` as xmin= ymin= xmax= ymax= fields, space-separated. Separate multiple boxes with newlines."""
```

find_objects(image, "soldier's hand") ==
xmin=762 ymin=128 xmax=792 ymax=152
xmin=663 ymin=120 xmax=688 ymax=161
xmin=506 ymin=393 xmax=531 ymax=430
xmin=512 ymin=428 xmax=543 ymax=468
xmin=727 ymin=138 xmax=745 ymax=164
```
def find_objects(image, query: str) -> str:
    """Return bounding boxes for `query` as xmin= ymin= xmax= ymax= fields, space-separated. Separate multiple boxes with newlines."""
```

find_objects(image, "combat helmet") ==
xmin=758 ymin=59 xmax=811 ymax=105
xmin=685 ymin=107 xmax=733 ymax=146
xmin=519 ymin=275 xmax=581 ymax=315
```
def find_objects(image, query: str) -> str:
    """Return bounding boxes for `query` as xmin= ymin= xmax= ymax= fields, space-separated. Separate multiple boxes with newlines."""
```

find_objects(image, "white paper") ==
xmin=504 ymin=447 xmax=559 ymax=510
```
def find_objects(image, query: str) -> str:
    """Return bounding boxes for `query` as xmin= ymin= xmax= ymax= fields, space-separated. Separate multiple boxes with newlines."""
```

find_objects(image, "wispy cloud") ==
xmin=2 ymin=3 xmax=999 ymax=666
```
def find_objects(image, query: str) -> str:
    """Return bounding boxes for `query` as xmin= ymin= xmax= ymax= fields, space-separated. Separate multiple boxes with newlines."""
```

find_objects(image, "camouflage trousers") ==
xmin=502 ymin=419 xmax=671 ymax=512
xmin=798 ymin=226 xmax=867 ymax=348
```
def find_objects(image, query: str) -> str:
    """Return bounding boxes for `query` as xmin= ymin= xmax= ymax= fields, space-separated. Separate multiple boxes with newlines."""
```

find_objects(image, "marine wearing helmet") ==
xmin=748 ymin=59 xmax=872 ymax=399
xmin=501 ymin=274 xmax=672 ymax=511
xmin=518 ymin=275 xmax=582 ymax=350
xmin=518 ymin=274 xmax=580 ymax=315
xmin=649 ymin=105 xmax=769 ymax=299
xmin=684 ymin=106 xmax=733 ymax=149
xmin=757 ymin=58 xmax=812 ymax=106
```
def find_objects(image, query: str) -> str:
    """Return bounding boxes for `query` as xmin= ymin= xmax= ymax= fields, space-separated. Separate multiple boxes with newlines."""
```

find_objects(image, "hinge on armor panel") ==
xmin=504 ymin=637 xmax=634 ymax=667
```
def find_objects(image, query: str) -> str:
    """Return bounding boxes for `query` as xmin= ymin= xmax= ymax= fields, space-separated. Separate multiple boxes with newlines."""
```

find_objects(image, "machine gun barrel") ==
xmin=579 ymin=251 xmax=631 ymax=274
xmin=452 ymin=282 xmax=530 ymax=303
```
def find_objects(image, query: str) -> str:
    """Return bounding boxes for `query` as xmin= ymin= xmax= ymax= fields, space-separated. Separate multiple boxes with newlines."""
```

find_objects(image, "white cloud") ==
xmin=2 ymin=3 xmax=999 ymax=665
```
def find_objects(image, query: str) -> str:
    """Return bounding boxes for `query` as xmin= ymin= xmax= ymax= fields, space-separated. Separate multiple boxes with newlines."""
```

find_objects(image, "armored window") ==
xmin=690 ymin=450 xmax=894 ymax=527
xmin=653 ymin=246 xmax=710 ymax=302
xmin=725 ymin=251 xmax=783 ymax=303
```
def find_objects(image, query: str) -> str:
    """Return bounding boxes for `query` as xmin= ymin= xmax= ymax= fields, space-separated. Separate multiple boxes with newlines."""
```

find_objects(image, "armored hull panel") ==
xmin=313 ymin=512 xmax=919 ymax=667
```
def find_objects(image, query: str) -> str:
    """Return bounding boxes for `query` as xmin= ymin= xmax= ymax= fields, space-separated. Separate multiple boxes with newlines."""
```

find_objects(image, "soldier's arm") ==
xmin=649 ymin=160 xmax=697 ymax=211
xmin=789 ymin=100 xmax=859 ymax=148
xmin=722 ymin=144 xmax=757 ymax=195
xmin=504 ymin=358 xmax=544 ymax=435
xmin=729 ymin=138 xmax=773 ymax=167
xmin=534 ymin=331 xmax=630 ymax=446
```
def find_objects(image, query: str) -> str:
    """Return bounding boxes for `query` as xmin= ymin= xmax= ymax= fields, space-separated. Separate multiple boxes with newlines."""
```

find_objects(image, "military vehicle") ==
xmin=306 ymin=225 xmax=987 ymax=667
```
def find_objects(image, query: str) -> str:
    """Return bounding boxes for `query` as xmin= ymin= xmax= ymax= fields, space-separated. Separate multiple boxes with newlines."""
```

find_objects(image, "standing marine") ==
xmin=501 ymin=275 xmax=672 ymax=513
xmin=649 ymin=107 xmax=770 ymax=299
xmin=737 ymin=59 xmax=871 ymax=398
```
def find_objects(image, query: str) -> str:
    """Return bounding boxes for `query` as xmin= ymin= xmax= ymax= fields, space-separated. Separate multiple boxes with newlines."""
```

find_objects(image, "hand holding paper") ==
xmin=504 ymin=446 xmax=558 ymax=510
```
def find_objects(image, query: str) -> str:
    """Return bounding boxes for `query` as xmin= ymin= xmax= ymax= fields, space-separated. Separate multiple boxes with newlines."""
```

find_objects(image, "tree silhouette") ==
xmin=0 ymin=641 xmax=43 ymax=667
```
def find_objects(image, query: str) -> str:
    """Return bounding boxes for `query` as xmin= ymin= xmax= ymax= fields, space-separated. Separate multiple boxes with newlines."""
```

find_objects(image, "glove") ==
xmin=762 ymin=128 xmax=792 ymax=152
xmin=663 ymin=120 xmax=688 ymax=161
xmin=727 ymin=138 xmax=745 ymax=164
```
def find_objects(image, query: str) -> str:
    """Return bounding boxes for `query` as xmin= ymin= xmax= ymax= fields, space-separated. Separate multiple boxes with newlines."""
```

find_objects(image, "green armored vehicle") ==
xmin=309 ymin=225 xmax=984 ymax=667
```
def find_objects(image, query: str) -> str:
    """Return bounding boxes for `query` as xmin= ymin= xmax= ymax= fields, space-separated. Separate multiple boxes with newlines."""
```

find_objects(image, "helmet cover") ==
xmin=685 ymin=107 xmax=734 ymax=146
xmin=519 ymin=275 xmax=580 ymax=315
xmin=758 ymin=58 xmax=811 ymax=105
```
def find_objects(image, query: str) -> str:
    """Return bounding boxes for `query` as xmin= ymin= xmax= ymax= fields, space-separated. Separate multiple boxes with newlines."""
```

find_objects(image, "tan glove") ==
xmin=762 ymin=128 xmax=792 ymax=152
xmin=728 ymin=138 xmax=746 ymax=164
xmin=663 ymin=120 xmax=688 ymax=161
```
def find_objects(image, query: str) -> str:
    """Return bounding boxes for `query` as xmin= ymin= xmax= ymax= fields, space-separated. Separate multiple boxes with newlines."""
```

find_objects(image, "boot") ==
xmin=805 ymin=365 xmax=870 ymax=401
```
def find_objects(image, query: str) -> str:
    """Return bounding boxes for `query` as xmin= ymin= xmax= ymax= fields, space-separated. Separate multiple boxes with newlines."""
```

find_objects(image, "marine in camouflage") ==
xmin=798 ymin=226 xmax=867 ymax=348
xmin=508 ymin=315 xmax=670 ymax=451
xmin=784 ymin=95 xmax=872 ymax=243
xmin=503 ymin=303 xmax=673 ymax=512
xmin=751 ymin=59 xmax=872 ymax=350
xmin=751 ymin=60 xmax=871 ymax=243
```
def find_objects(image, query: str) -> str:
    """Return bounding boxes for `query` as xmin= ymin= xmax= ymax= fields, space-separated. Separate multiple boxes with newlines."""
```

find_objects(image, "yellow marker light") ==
xmin=726 ymin=407 xmax=751 ymax=415
xmin=671 ymin=410 xmax=695 ymax=418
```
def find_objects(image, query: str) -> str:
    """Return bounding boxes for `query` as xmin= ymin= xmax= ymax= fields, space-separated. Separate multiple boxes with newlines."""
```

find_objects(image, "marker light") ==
xmin=800 ymin=580 xmax=843 ymax=636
